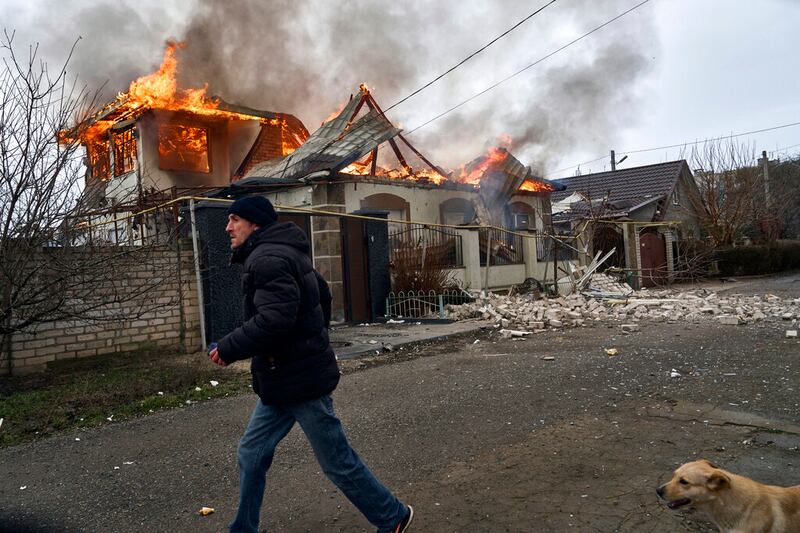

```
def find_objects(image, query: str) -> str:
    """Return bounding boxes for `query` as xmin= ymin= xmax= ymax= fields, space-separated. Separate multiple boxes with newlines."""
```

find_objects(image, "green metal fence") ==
xmin=385 ymin=289 xmax=474 ymax=319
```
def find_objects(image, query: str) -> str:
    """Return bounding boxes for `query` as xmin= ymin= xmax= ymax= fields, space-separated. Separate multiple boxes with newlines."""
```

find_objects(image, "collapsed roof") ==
xmin=239 ymin=93 xmax=401 ymax=183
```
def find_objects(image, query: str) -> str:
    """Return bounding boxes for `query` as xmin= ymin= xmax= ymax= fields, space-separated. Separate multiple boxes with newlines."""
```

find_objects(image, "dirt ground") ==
xmin=0 ymin=273 xmax=798 ymax=532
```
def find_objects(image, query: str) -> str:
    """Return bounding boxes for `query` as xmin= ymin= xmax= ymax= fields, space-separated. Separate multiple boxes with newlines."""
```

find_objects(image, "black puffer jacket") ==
xmin=217 ymin=222 xmax=339 ymax=405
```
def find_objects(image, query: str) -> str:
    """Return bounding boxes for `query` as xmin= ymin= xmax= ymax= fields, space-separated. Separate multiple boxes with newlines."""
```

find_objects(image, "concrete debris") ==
xmin=787 ymin=330 xmax=798 ymax=338
xmin=445 ymin=285 xmax=800 ymax=333
xmin=584 ymin=273 xmax=634 ymax=297
xmin=500 ymin=329 xmax=533 ymax=338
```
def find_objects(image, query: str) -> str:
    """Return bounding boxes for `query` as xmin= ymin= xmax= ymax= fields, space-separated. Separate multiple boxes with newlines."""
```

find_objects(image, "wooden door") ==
xmin=640 ymin=232 xmax=667 ymax=287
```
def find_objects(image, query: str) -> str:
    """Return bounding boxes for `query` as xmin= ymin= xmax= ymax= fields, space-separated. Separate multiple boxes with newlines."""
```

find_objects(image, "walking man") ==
xmin=209 ymin=196 xmax=414 ymax=533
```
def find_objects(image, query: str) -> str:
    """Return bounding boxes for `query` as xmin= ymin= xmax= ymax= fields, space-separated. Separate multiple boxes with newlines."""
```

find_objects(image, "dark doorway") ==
xmin=592 ymin=225 xmax=625 ymax=271
xmin=640 ymin=231 xmax=667 ymax=287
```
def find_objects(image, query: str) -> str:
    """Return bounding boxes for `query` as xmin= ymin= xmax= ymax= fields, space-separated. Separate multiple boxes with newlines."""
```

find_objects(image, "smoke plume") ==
xmin=5 ymin=0 xmax=658 ymax=173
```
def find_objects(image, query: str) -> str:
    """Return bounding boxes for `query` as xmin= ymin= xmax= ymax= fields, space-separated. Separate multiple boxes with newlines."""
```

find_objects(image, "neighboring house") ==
xmin=550 ymin=160 xmax=703 ymax=287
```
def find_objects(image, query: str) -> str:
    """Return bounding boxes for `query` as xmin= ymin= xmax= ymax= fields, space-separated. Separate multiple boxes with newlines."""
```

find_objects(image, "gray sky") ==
xmin=2 ymin=0 xmax=798 ymax=178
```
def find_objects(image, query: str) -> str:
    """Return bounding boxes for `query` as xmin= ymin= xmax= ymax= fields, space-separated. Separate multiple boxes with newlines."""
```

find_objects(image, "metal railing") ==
xmin=389 ymin=224 xmax=463 ymax=268
xmin=536 ymin=235 xmax=578 ymax=261
xmin=385 ymin=289 xmax=474 ymax=319
xmin=479 ymin=227 xmax=524 ymax=266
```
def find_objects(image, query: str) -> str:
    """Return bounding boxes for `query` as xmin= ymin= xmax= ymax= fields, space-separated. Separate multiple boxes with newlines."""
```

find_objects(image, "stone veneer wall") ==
xmin=4 ymin=242 xmax=202 ymax=375
xmin=311 ymin=183 xmax=346 ymax=322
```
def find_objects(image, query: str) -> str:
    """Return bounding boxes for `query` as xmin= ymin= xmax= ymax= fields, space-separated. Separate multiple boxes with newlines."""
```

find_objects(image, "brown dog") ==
xmin=657 ymin=459 xmax=800 ymax=532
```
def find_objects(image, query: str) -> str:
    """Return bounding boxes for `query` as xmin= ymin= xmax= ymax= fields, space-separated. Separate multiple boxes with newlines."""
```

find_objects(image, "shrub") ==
xmin=714 ymin=240 xmax=800 ymax=276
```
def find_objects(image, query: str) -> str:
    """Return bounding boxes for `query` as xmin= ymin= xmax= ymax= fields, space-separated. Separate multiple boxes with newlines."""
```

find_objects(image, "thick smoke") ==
xmin=5 ymin=0 xmax=658 ymax=174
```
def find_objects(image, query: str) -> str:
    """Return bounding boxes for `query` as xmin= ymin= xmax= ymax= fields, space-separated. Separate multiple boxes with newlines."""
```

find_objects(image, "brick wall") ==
xmin=3 ymin=242 xmax=202 ymax=375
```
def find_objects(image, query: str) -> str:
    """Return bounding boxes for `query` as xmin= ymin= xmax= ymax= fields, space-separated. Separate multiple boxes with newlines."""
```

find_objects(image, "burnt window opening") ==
xmin=512 ymin=213 xmax=530 ymax=229
xmin=112 ymin=128 xmax=137 ymax=176
xmin=88 ymin=138 xmax=111 ymax=181
xmin=158 ymin=125 xmax=210 ymax=173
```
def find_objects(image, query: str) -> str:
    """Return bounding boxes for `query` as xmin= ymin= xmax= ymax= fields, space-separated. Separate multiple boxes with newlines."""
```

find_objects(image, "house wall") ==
xmin=137 ymin=112 xmax=238 ymax=192
xmin=4 ymin=243 xmax=201 ymax=375
xmin=344 ymin=181 xmax=476 ymax=223
xmin=341 ymin=180 xmax=549 ymax=228
xmin=664 ymin=172 xmax=703 ymax=239
xmin=227 ymin=121 xmax=263 ymax=176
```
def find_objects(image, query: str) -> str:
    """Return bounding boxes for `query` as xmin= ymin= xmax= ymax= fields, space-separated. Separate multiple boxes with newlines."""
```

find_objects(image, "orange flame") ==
xmin=322 ymin=100 xmax=349 ymax=125
xmin=341 ymin=154 xmax=447 ymax=185
xmin=158 ymin=125 xmax=209 ymax=172
xmin=455 ymin=147 xmax=509 ymax=186
xmin=69 ymin=41 xmax=269 ymax=148
xmin=126 ymin=41 xmax=216 ymax=114
xmin=519 ymin=179 xmax=556 ymax=193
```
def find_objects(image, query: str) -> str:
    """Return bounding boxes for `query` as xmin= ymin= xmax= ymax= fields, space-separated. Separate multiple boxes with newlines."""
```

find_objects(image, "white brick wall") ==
xmin=4 ymin=244 xmax=202 ymax=374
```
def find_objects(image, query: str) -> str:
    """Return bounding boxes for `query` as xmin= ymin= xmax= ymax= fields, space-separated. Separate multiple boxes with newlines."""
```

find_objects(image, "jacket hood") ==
xmin=231 ymin=221 xmax=310 ymax=264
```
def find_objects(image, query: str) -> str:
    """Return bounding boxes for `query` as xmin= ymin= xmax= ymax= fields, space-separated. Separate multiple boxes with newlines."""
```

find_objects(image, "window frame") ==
xmin=157 ymin=124 xmax=211 ymax=173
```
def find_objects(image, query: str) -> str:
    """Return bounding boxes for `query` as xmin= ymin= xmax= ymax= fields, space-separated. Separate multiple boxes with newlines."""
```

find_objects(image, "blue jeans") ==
xmin=229 ymin=395 xmax=407 ymax=533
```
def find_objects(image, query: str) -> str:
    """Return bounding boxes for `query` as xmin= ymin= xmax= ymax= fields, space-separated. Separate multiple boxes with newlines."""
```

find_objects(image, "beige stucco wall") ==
xmin=340 ymin=180 xmax=549 ymax=226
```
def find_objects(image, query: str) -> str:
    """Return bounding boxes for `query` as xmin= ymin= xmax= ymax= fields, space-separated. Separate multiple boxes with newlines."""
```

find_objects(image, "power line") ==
xmin=545 ymin=120 xmax=800 ymax=177
xmin=771 ymin=141 xmax=800 ymax=157
xmin=276 ymin=2 xmax=559 ymax=180
xmin=274 ymin=0 xmax=649 ymax=181
xmin=384 ymin=0 xmax=557 ymax=113
xmin=405 ymin=0 xmax=652 ymax=135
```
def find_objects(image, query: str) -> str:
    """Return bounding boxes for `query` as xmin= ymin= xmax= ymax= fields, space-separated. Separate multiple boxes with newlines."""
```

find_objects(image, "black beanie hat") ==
xmin=228 ymin=196 xmax=277 ymax=227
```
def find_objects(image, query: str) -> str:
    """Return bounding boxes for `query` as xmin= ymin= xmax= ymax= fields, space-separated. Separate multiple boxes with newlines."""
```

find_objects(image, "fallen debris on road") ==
xmin=446 ymin=284 xmax=799 ymax=333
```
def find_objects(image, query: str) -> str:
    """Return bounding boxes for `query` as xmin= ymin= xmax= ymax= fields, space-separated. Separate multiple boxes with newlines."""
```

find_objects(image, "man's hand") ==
xmin=208 ymin=346 xmax=228 ymax=367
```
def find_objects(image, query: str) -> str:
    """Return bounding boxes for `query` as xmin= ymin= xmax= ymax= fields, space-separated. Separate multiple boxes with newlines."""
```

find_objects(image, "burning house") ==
xmin=222 ymin=85 xmax=567 ymax=320
xmin=64 ymin=42 xmax=307 ymax=225
xmin=65 ymin=44 xmax=570 ymax=322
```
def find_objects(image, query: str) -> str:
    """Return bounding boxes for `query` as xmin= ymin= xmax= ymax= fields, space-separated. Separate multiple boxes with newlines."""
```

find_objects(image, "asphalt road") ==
xmin=1 ymin=276 xmax=798 ymax=532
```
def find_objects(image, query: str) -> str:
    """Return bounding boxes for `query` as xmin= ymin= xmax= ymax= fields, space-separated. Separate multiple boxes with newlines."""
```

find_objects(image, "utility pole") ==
xmin=759 ymin=150 xmax=770 ymax=209
xmin=610 ymin=150 xmax=616 ymax=171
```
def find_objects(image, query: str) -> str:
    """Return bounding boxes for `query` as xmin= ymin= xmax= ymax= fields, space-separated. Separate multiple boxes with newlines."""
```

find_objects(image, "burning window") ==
xmin=158 ymin=125 xmax=210 ymax=173
xmin=112 ymin=128 xmax=138 ymax=176
xmin=88 ymin=138 xmax=111 ymax=181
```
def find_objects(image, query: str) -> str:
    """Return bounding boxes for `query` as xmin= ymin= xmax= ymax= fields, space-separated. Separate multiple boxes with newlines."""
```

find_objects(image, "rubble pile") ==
xmin=445 ymin=287 xmax=800 ymax=332
xmin=585 ymin=273 xmax=634 ymax=296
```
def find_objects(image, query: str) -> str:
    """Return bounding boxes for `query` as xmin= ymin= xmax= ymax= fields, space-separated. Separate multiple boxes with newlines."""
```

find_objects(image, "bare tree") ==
xmin=682 ymin=139 xmax=763 ymax=247
xmin=0 ymin=32 xmax=180 ymax=373
xmin=758 ymin=152 xmax=800 ymax=241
